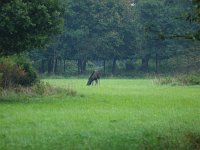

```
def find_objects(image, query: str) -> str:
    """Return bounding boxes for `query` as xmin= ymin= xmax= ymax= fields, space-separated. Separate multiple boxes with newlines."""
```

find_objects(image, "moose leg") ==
xmin=95 ymin=79 xmax=98 ymax=85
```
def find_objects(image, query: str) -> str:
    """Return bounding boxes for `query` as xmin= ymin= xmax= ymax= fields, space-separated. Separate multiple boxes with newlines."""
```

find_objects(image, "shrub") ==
xmin=0 ymin=56 xmax=38 ymax=88
xmin=0 ymin=64 xmax=13 ymax=88
xmin=17 ymin=63 xmax=38 ymax=86
xmin=172 ymin=74 xmax=200 ymax=85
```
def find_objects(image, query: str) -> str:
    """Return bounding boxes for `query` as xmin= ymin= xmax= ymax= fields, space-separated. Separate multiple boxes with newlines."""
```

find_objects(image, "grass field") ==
xmin=0 ymin=79 xmax=200 ymax=150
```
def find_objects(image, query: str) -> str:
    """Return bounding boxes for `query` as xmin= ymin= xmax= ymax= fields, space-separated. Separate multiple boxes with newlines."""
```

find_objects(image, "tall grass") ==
xmin=0 ymin=81 xmax=77 ymax=101
xmin=0 ymin=79 xmax=200 ymax=150
xmin=154 ymin=74 xmax=200 ymax=86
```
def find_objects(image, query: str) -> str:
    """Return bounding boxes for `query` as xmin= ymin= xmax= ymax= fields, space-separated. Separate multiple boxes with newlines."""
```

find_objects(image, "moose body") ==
xmin=87 ymin=71 xmax=100 ymax=86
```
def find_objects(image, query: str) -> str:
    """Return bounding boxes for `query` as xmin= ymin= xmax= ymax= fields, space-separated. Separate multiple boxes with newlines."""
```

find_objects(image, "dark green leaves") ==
xmin=0 ymin=0 xmax=64 ymax=56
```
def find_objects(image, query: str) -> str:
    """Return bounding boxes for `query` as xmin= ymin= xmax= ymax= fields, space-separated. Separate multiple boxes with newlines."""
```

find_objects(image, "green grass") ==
xmin=0 ymin=79 xmax=200 ymax=150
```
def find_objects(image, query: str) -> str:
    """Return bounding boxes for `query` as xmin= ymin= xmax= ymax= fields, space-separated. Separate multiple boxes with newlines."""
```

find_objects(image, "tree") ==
xmin=61 ymin=0 xmax=135 ymax=74
xmin=133 ymin=0 xmax=195 ymax=72
xmin=0 ymin=0 xmax=64 ymax=56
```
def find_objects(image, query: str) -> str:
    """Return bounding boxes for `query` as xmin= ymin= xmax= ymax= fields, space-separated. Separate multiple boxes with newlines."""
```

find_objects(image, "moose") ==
xmin=86 ymin=70 xmax=100 ymax=86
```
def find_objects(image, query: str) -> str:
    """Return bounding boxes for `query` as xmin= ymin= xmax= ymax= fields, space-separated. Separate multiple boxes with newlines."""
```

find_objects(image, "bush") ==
xmin=0 ymin=56 xmax=38 ymax=88
xmin=176 ymin=74 xmax=200 ymax=85
xmin=17 ymin=63 xmax=38 ymax=86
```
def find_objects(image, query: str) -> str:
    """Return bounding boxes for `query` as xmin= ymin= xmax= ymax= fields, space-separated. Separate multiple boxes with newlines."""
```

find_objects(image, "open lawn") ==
xmin=0 ymin=79 xmax=200 ymax=150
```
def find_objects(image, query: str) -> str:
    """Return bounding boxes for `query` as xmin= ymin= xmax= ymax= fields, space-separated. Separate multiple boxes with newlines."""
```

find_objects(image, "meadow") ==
xmin=0 ymin=79 xmax=200 ymax=150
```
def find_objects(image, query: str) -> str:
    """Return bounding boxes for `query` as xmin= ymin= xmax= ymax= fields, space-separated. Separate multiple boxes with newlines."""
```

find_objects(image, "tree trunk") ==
xmin=77 ymin=59 xmax=87 ymax=74
xmin=52 ymin=58 xmax=56 ymax=74
xmin=39 ymin=60 xmax=45 ymax=73
xmin=48 ymin=58 xmax=53 ymax=74
xmin=77 ymin=59 xmax=81 ymax=75
xmin=155 ymin=53 xmax=158 ymax=74
xmin=83 ymin=60 xmax=87 ymax=73
xmin=103 ymin=60 xmax=106 ymax=75
xmin=54 ymin=59 xmax=58 ymax=74
xmin=112 ymin=58 xmax=117 ymax=75
xmin=187 ymin=55 xmax=190 ymax=74
xmin=80 ymin=59 xmax=83 ymax=74
xmin=141 ymin=55 xmax=150 ymax=72
xmin=51 ymin=48 xmax=56 ymax=74
xmin=63 ymin=59 xmax=66 ymax=72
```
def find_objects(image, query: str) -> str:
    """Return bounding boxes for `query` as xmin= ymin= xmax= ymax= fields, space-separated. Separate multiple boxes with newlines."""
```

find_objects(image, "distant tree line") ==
xmin=29 ymin=0 xmax=200 ymax=76
xmin=1 ymin=0 xmax=200 ymax=76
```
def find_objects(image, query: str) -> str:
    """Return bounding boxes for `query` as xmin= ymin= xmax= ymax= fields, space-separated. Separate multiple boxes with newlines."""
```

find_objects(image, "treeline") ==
xmin=28 ymin=0 xmax=200 ymax=76
xmin=1 ymin=0 xmax=200 ymax=77
xmin=30 ymin=0 xmax=135 ymax=75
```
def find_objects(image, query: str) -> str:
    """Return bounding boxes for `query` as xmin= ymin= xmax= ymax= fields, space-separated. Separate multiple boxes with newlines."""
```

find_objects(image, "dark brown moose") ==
xmin=87 ymin=71 xmax=100 ymax=86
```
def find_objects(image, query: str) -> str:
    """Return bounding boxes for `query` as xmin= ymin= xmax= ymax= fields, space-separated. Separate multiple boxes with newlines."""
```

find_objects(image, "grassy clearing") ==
xmin=0 ymin=79 xmax=200 ymax=150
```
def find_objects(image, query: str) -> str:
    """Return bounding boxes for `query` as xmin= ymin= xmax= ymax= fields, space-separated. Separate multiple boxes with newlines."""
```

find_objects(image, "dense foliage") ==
xmin=28 ymin=0 xmax=200 ymax=76
xmin=0 ymin=0 xmax=200 ymax=76
xmin=0 ymin=56 xmax=37 ymax=88
xmin=0 ymin=0 xmax=64 ymax=56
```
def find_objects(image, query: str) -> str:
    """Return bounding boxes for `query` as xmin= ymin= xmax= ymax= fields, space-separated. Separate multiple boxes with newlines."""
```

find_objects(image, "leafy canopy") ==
xmin=0 ymin=0 xmax=64 ymax=56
